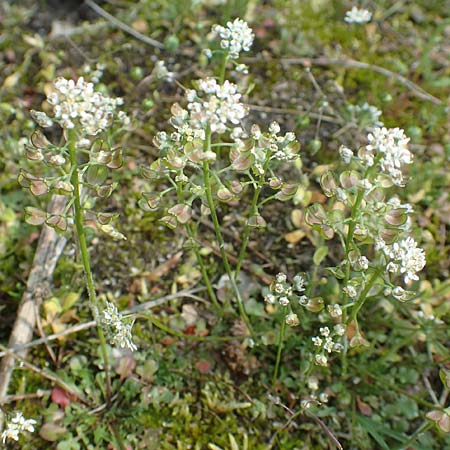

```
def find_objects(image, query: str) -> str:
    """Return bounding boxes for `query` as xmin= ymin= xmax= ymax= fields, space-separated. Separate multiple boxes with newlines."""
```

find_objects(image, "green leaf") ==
xmin=313 ymin=245 xmax=328 ymax=266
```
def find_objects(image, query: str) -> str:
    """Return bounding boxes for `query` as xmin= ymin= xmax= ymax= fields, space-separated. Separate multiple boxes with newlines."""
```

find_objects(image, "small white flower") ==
xmin=320 ymin=326 xmax=330 ymax=337
xmin=343 ymin=285 xmax=357 ymax=298
xmin=276 ymin=272 xmax=287 ymax=283
xmin=334 ymin=324 xmax=346 ymax=336
xmin=1 ymin=412 xmax=37 ymax=444
xmin=312 ymin=336 xmax=323 ymax=346
xmin=212 ymin=18 xmax=254 ymax=59
xmin=264 ymin=293 xmax=276 ymax=304
xmin=279 ymin=296 xmax=290 ymax=306
xmin=339 ymin=145 xmax=353 ymax=163
xmin=269 ymin=121 xmax=281 ymax=135
xmin=327 ymin=304 xmax=343 ymax=317
xmin=315 ymin=354 xmax=328 ymax=366
xmin=307 ymin=376 xmax=319 ymax=391
xmin=344 ymin=7 xmax=372 ymax=24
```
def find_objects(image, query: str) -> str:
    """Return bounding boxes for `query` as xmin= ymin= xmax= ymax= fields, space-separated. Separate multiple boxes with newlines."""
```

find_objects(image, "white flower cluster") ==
xmin=250 ymin=122 xmax=298 ymax=164
xmin=344 ymin=7 xmax=372 ymax=24
xmin=353 ymin=102 xmax=383 ymax=128
xmin=312 ymin=325 xmax=345 ymax=367
xmin=383 ymin=237 xmax=426 ymax=284
xmin=264 ymin=273 xmax=307 ymax=327
xmin=1 ymin=411 xmax=36 ymax=444
xmin=171 ymin=78 xmax=248 ymax=136
xmin=212 ymin=18 xmax=254 ymax=59
xmin=265 ymin=273 xmax=307 ymax=307
xmin=153 ymin=60 xmax=176 ymax=82
xmin=83 ymin=62 xmax=105 ymax=84
xmin=363 ymin=127 xmax=412 ymax=185
xmin=31 ymin=77 xmax=127 ymax=136
xmin=301 ymin=376 xmax=329 ymax=409
xmin=101 ymin=301 xmax=137 ymax=351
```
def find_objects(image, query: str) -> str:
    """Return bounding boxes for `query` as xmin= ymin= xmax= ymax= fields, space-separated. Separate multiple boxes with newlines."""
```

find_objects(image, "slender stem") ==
xmin=341 ymin=188 xmax=365 ymax=376
xmin=174 ymin=172 xmax=221 ymax=311
xmin=219 ymin=51 xmax=228 ymax=84
xmin=349 ymin=269 xmax=381 ymax=332
xmin=68 ymin=130 xmax=112 ymax=402
xmin=273 ymin=317 xmax=286 ymax=384
xmin=202 ymin=131 xmax=253 ymax=335
xmin=188 ymin=223 xmax=221 ymax=312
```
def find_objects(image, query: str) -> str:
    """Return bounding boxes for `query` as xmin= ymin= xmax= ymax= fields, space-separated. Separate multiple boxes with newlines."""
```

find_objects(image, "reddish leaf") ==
xmin=195 ymin=360 xmax=212 ymax=374
xmin=51 ymin=387 xmax=72 ymax=408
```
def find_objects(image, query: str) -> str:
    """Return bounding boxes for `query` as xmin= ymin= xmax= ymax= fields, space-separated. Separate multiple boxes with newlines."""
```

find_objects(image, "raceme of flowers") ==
xmin=31 ymin=76 xmax=127 ymax=136
xmin=100 ymin=301 xmax=137 ymax=352
xmin=312 ymin=325 xmax=345 ymax=367
xmin=344 ymin=7 xmax=372 ymax=24
xmin=382 ymin=237 xmax=426 ymax=284
xmin=212 ymin=18 xmax=255 ymax=59
xmin=264 ymin=273 xmax=308 ymax=326
xmin=363 ymin=127 xmax=412 ymax=186
xmin=1 ymin=411 xmax=36 ymax=444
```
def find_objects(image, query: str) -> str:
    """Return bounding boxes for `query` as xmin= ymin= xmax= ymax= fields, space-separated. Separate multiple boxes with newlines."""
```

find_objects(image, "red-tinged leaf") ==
xmin=51 ymin=387 xmax=72 ymax=408
xmin=184 ymin=325 xmax=197 ymax=335
xmin=195 ymin=360 xmax=212 ymax=374
xmin=356 ymin=396 xmax=372 ymax=416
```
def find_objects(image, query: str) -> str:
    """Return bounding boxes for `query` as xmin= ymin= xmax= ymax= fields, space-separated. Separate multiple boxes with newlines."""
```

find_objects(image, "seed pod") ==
xmin=384 ymin=208 xmax=407 ymax=226
xmin=230 ymin=148 xmax=253 ymax=171
xmin=30 ymin=129 xmax=51 ymax=149
xmin=168 ymin=204 xmax=192 ymax=224
xmin=142 ymin=192 xmax=161 ymax=210
xmin=160 ymin=215 xmax=178 ymax=229
xmin=97 ymin=183 xmax=116 ymax=198
xmin=46 ymin=215 xmax=67 ymax=231
xmin=86 ymin=165 xmax=108 ymax=185
xmin=184 ymin=141 xmax=203 ymax=163
xmin=107 ymin=149 xmax=123 ymax=169
xmin=217 ymin=187 xmax=234 ymax=202
xmin=25 ymin=207 xmax=47 ymax=225
xmin=165 ymin=149 xmax=185 ymax=170
xmin=275 ymin=184 xmax=297 ymax=201
xmin=339 ymin=170 xmax=361 ymax=189
xmin=53 ymin=180 xmax=74 ymax=195
xmin=320 ymin=172 xmax=338 ymax=197
xmin=247 ymin=214 xmax=266 ymax=228
xmin=25 ymin=145 xmax=44 ymax=161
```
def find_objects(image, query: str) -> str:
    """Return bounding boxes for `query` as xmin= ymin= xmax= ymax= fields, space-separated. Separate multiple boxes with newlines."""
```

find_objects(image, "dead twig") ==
xmin=283 ymin=57 xmax=443 ymax=105
xmin=84 ymin=0 xmax=164 ymax=50
xmin=0 ymin=288 xmax=205 ymax=358
xmin=243 ymin=56 xmax=442 ymax=105
xmin=0 ymin=196 xmax=67 ymax=426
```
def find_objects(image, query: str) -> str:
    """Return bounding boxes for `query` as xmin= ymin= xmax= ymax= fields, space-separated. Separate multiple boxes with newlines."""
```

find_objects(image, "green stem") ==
xmin=219 ymin=51 xmax=228 ymax=84
xmin=174 ymin=172 xmax=220 ymax=312
xmin=349 ymin=269 xmax=381 ymax=332
xmin=273 ymin=317 xmax=286 ymax=384
xmin=68 ymin=130 xmax=112 ymax=403
xmin=202 ymin=131 xmax=253 ymax=336
xmin=341 ymin=188 xmax=365 ymax=376
xmin=235 ymin=184 xmax=262 ymax=277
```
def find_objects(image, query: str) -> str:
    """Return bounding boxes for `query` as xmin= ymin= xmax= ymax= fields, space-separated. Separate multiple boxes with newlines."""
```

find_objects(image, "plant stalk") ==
xmin=273 ymin=317 xmax=286 ymax=384
xmin=68 ymin=130 xmax=112 ymax=402
xmin=202 ymin=131 xmax=253 ymax=335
